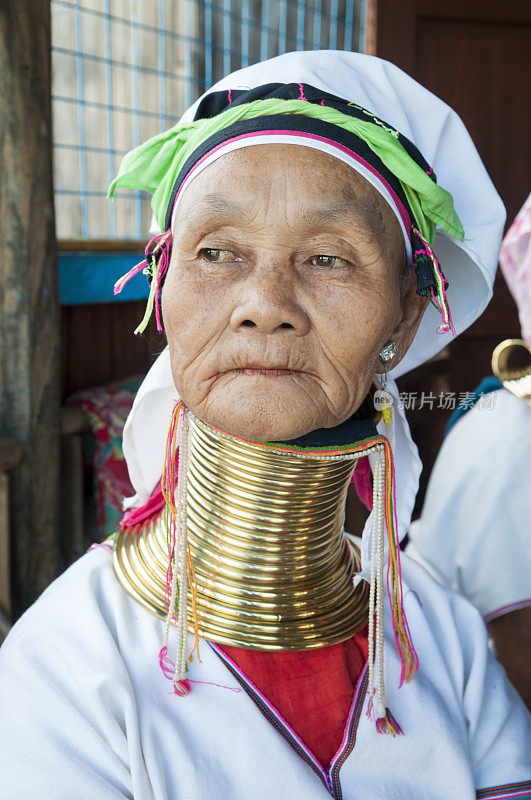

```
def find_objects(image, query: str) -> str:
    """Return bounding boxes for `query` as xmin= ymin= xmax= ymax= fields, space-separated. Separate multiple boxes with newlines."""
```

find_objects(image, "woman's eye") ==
xmin=199 ymin=248 xmax=239 ymax=262
xmin=311 ymin=254 xmax=347 ymax=269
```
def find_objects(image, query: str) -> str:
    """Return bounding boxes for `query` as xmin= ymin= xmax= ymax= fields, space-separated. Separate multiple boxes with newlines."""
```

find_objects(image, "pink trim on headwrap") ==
xmin=170 ymin=130 xmax=412 ymax=237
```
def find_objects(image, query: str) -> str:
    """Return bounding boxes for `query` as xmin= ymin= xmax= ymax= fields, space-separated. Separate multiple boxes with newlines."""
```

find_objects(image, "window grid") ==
xmin=52 ymin=0 xmax=368 ymax=241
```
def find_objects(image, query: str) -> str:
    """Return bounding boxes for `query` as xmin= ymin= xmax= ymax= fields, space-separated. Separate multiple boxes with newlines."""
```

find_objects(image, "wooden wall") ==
xmin=376 ymin=0 xmax=530 ymax=511
xmin=61 ymin=301 xmax=162 ymax=397
xmin=1 ymin=0 xmax=62 ymax=616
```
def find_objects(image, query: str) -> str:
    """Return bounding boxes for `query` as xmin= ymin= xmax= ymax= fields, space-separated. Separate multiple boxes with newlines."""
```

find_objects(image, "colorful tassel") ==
xmin=113 ymin=230 xmax=173 ymax=335
xmin=158 ymin=646 xmax=192 ymax=695
xmin=365 ymin=436 xmax=418 ymax=735
xmin=382 ymin=439 xmax=419 ymax=686
xmin=376 ymin=703 xmax=404 ymax=736
xmin=411 ymin=226 xmax=456 ymax=337
xmin=158 ymin=401 xmax=200 ymax=695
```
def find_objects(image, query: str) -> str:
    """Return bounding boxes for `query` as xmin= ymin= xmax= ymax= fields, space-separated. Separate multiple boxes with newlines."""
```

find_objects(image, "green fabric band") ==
xmin=108 ymin=98 xmax=464 ymax=246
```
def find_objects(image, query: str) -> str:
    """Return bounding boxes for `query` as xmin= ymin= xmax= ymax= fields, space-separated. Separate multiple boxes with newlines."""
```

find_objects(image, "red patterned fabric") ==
xmin=67 ymin=376 xmax=142 ymax=537
xmin=220 ymin=625 xmax=369 ymax=769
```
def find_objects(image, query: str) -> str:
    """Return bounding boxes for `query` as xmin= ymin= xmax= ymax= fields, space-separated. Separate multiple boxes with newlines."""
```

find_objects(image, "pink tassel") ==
xmin=113 ymin=231 xmax=170 ymax=300
xmin=352 ymin=455 xmax=373 ymax=510
xmin=120 ymin=482 xmax=166 ymax=529
xmin=113 ymin=258 xmax=149 ymax=295
xmin=365 ymin=691 xmax=375 ymax=721
xmin=154 ymin=233 xmax=172 ymax=331
xmin=162 ymin=403 xmax=181 ymax=614
xmin=171 ymin=680 xmax=192 ymax=696
xmin=159 ymin=646 xmax=191 ymax=696
xmin=159 ymin=645 xmax=175 ymax=679
xmin=375 ymin=716 xmax=387 ymax=734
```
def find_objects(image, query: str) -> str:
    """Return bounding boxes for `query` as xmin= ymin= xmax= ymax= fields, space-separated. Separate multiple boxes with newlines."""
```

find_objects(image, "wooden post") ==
xmin=0 ymin=472 xmax=12 ymax=620
xmin=0 ymin=439 xmax=23 ymax=623
xmin=0 ymin=1 xmax=62 ymax=617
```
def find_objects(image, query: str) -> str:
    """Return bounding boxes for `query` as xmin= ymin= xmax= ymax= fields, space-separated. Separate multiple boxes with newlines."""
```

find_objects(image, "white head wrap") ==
xmin=122 ymin=50 xmax=505 ymax=560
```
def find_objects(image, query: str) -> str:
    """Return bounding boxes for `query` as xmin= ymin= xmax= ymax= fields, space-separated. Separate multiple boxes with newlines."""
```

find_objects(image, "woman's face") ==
xmin=162 ymin=144 xmax=426 ymax=441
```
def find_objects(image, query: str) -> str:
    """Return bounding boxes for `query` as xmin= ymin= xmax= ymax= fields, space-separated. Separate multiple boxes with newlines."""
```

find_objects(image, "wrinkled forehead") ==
xmin=172 ymin=143 xmax=401 ymax=242
xmin=169 ymin=138 xmax=412 ymax=257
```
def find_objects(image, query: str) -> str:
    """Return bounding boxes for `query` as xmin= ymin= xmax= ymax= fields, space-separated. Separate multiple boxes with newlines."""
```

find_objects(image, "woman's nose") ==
xmin=229 ymin=268 xmax=310 ymax=336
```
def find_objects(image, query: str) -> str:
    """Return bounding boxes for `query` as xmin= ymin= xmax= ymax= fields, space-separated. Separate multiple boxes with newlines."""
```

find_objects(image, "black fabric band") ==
xmin=192 ymin=81 xmax=431 ymax=174
xmin=164 ymin=112 xmax=415 ymax=231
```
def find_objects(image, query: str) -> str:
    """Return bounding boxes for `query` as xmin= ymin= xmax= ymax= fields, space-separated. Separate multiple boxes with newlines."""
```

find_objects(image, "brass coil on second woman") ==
xmin=114 ymin=414 xmax=369 ymax=650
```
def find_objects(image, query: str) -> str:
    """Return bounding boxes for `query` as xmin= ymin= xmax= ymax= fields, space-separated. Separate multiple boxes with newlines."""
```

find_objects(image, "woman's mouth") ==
xmin=230 ymin=367 xmax=297 ymax=378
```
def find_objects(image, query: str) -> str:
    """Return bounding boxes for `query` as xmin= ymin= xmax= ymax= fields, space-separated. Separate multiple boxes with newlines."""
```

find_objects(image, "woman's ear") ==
xmin=389 ymin=270 xmax=429 ymax=368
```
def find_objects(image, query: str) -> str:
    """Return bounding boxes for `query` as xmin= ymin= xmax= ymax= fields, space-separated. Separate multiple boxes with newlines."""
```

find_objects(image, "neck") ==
xmin=114 ymin=413 xmax=374 ymax=650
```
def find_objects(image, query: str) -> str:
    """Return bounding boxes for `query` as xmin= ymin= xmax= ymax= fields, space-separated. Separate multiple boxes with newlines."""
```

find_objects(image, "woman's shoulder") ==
xmin=445 ymin=387 xmax=531 ymax=458
xmin=0 ymin=546 xmax=158 ymax=798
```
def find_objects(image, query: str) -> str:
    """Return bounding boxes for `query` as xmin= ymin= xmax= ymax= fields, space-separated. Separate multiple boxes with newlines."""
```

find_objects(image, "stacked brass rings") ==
xmin=114 ymin=415 xmax=369 ymax=650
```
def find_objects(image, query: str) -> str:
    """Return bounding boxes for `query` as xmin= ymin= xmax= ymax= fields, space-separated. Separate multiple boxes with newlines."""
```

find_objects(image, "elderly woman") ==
xmin=0 ymin=51 xmax=530 ymax=799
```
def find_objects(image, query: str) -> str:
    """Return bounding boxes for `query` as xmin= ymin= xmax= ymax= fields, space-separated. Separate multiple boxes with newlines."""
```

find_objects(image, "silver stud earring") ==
xmin=379 ymin=342 xmax=398 ymax=364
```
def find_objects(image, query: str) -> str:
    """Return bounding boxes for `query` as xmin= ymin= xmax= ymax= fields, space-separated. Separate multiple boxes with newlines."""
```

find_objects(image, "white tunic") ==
xmin=0 ymin=545 xmax=529 ymax=800
xmin=408 ymin=388 xmax=531 ymax=622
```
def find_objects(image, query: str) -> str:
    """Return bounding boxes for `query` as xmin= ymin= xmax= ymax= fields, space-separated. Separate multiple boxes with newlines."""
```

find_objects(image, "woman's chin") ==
xmin=191 ymin=385 xmax=329 ymax=443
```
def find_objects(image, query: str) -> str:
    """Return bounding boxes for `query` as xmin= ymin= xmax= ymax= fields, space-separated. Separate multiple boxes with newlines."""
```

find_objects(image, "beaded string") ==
xmin=375 ymin=451 xmax=386 ymax=723
xmin=382 ymin=438 xmax=418 ymax=687
xmin=366 ymin=448 xmax=380 ymax=719
xmin=174 ymin=407 xmax=190 ymax=688
xmin=113 ymin=229 xmax=173 ymax=335
xmin=159 ymin=402 xmax=194 ymax=695
xmin=365 ymin=449 xmax=404 ymax=735
xmin=155 ymin=407 xmax=416 ymax=731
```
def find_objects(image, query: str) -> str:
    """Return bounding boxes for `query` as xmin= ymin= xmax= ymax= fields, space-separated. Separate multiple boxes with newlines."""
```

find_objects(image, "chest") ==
xmin=125 ymin=638 xmax=476 ymax=800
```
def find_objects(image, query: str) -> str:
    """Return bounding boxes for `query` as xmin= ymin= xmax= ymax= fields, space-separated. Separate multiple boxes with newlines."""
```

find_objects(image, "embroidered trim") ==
xmin=329 ymin=666 xmax=369 ymax=799
xmin=210 ymin=643 xmax=327 ymax=788
xmin=483 ymin=599 xmax=531 ymax=624
xmin=210 ymin=642 xmax=368 ymax=799
xmin=476 ymin=781 xmax=531 ymax=799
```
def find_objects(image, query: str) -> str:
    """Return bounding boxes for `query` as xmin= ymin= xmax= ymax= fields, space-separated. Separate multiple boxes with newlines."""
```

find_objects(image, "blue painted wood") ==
xmin=59 ymin=252 xmax=149 ymax=305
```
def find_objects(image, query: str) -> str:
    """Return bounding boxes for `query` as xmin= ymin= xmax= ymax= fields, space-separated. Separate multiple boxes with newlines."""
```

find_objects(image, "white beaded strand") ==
xmin=374 ymin=448 xmax=388 ymax=721
xmin=161 ymin=409 xmax=184 ymax=655
xmin=366 ymin=448 xmax=381 ymax=713
xmin=173 ymin=408 xmax=190 ymax=689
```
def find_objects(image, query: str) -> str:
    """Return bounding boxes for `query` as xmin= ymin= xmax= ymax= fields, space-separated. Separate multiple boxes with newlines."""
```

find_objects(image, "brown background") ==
xmin=377 ymin=0 xmax=530 ymax=512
